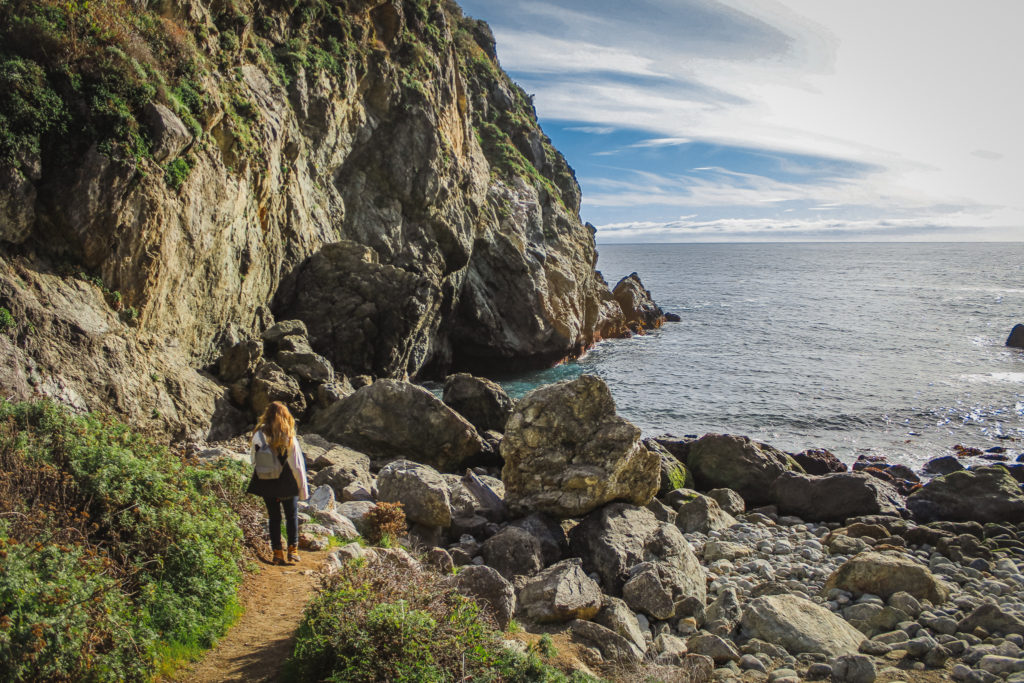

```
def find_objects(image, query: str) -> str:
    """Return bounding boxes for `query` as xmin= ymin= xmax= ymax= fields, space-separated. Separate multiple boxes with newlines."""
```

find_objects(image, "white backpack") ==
xmin=253 ymin=433 xmax=285 ymax=480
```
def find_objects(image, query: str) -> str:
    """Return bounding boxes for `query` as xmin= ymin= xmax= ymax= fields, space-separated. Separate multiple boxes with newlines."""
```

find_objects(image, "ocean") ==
xmin=500 ymin=242 xmax=1024 ymax=470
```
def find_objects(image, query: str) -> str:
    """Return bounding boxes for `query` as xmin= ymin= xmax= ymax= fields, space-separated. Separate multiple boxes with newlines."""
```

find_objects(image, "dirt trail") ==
xmin=175 ymin=550 xmax=328 ymax=683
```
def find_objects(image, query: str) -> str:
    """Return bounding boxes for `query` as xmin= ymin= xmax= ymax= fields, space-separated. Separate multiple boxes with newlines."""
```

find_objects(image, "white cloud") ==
xmin=481 ymin=1 xmax=1024 ymax=239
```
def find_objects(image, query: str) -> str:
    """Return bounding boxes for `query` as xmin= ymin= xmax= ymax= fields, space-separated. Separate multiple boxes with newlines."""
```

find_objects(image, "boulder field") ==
xmin=192 ymin=372 xmax=1024 ymax=681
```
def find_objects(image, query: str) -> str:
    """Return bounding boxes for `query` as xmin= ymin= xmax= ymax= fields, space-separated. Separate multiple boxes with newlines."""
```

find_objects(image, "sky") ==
xmin=456 ymin=0 xmax=1024 ymax=243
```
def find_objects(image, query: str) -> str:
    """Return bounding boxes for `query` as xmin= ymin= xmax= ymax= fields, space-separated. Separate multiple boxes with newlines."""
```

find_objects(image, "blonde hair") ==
xmin=256 ymin=401 xmax=296 ymax=455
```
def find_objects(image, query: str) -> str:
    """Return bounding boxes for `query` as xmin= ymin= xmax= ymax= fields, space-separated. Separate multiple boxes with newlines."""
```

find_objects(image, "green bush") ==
xmin=163 ymin=155 xmax=194 ymax=190
xmin=0 ymin=306 xmax=14 ymax=331
xmin=287 ymin=559 xmax=601 ymax=683
xmin=0 ymin=400 xmax=250 ymax=680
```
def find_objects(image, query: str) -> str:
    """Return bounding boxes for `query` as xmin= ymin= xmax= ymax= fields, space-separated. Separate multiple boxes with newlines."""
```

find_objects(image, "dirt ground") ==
xmin=173 ymin=549 xmax=329 ymax=683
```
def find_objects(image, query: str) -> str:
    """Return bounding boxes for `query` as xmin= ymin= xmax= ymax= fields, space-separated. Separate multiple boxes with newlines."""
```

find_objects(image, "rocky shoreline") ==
xmin=192 ymin=353 xmax=1024 ymax=683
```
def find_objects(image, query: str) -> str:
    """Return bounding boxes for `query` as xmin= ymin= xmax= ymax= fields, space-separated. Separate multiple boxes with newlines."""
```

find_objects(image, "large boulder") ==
xmin=453 ymin=565 xmax=516 ymax=629
xmin=769 ymin=472 xmax=904 ymax=523
xmin=217 ymin=338 xmax=262 ymax=384
xmin=1007 ymin=324 xmax=1024 ymax=349
xmin=309 ymin=379 xmax=485 ymax=471
xmin=569 ymin=503 xmax=705 ymax=601
xmin=623 ymin=562 xmax=698 ymax=621
xmin=482 ymin=526 xmax=544 ymax=579
xmin=569 ymin=619 xmax=643 ymax=665
xmin=376 ymin=460 xmax=452 ymax=527
xmin=444 ymin=473 xmax=506 ymax=519
xmin=612 ymin=273 xmax=665 ymax=333
xmin=516 ymin=558 xmax=603 ymax=624
xmin=823 ymin=551 xmax=950 ymax=604
xmin=741 ymin=594 xmax=865 ymax=657
xmin=143 ymin=102 xmax=192 ymax=163
xmin=594 ymin=596 xmax=647 ymax=655
xmin=442 ymin=373 xmax=514 ymax=433
xmin=921 ymin=455 xmax=965 ymax=477
xmin=907 ymin=466 xmax=1024 ymax=523
xmin=686 ymin=434 xmax=802 ymax=505
xmin=675 ymin=494 xmax=738 ymax=534
xmin=501 ymin=376 xmax=659 ymax=517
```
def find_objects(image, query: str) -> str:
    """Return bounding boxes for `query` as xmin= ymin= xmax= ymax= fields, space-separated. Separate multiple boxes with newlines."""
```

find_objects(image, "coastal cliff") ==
xmin=0 ymin=0 xmax=644 ymax=437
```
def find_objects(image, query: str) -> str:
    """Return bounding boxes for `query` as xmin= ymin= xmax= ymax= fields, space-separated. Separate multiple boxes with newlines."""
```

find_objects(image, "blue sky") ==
xmin=457 ymin=0 xmax=1024 ymax=243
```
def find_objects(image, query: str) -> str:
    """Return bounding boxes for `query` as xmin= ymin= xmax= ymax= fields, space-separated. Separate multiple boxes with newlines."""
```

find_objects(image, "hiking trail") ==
xmin=175 ymin=549 xmax=329 ymax=683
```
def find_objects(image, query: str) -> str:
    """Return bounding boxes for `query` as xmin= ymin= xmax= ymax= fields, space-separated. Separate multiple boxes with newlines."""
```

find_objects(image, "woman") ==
xmin=247 ymin=401 xmax=310 ymax=565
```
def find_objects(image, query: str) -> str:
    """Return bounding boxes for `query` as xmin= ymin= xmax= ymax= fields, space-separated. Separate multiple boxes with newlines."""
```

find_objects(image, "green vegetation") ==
xmin=0 ymin=0 xmax=211 ymax=168
xmin=286 ymin=558 xmax=601 ymax=683
xmin=163 ymin=155 xmax=194 ymax=191
xmin=667 ymin=462 xmax=694 ymax=491
xmin=0 ymin=306 xmax=14 ymax=332
xmin=0 ymin=400 xmax=255 ymax=680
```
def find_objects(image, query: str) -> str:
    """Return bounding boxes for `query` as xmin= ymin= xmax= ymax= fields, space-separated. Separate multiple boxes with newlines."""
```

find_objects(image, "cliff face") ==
xmin=0 ymin=0 xmax=629 ymax=436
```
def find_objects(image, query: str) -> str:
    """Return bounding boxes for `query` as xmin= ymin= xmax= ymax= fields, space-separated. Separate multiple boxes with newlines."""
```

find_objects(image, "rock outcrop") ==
xmin=0 ymin=0 xmax=648 ymax=436
xmin=612 ymin=273 xmax=665 ymax=333
xmin=501 ymin=376 xmax=660 ymax=517
xmin=442 ymin=372 xmax=515 ymax=433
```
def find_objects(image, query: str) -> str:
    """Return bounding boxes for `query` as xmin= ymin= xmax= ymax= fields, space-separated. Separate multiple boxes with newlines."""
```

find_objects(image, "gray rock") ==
xmin=453 ymin=565 xmax=516 ymax=629
xmin=594 ymin=596 xmax=647 ymax=654
xmin=569 ymin=619 xmax=643 ymax=664
xmin=516 ymin=558 xmax=603 ymax=624
xmin=741 ymin=594 xmax=865 ymax=657
xmin=262 ymin=320 xmax=308 ymax=345
xmin=144 ymin=102 xmax=193 ymax=163
xmin=977 ymin=655 xmax=1024 ymax=676
xmin=442 ymin=373 xmax=514 ymax=433
xmin=509 ymin=514 xmax=568 ymax=566
xmin=770 ymin=472 xmax=904 ymax=523
xmin=687 ymin=633 xmax=741 ymax=664
xmin=703 ymin=540 xmax=754 ymax=562
xmin=908 ymin=466 xmax=1024 ymax=523
xmin=676 ymin=494 xmax=738 ymax=534
xmin=310 ymin=380 xmax=484 ymax=471
xmin=922 ymin=455 xmax=965 ymax=476
xmin=686 ymin=433 xmax=802 ymax=505
xmin=830 ymin=654 xmax=876 ymax=683
xmin=276 ymin=347 xmax=334 ymax=383
xmin=888 ymin=591 xmax=922 ymax=618
xmin=653 ymin=633 xmax=689 ymax=665
xmin=706 ymin=586 xmax=743 ymax=634
xmin=824 ymin=551 xmax=949 ymax=604
xmin=312 ymin=509 xmax=359 ymax=540
xmin=482 ymin=526 xmax=544 ymax=579
xmin=336 ymin=501 xmax=377 ymax=535
xmin=376 ymin=460 xmax=452 ymax=527
xmin=501 ymin=376 xmax=660 ymax=517
xmin=623 ymin=562 xmax=695 ymax=621
xmin=959 ymin=604 xmax=1024 ymax=636
xmin=306 ymin=484 xmax=335 ymax=511
xmin=569 ymin=503 xmax=705 ymax=600
xmin=708 ymin=488 xmax=746 ymax=516
xmin=217 ymin=339 xmax=262 ymax=384
xmin=250 ymin=361 xmax=306 ymax=417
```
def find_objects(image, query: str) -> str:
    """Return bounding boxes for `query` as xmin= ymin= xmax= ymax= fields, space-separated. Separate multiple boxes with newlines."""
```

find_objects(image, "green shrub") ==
xmin=287 ymin=559 xmax=601 ymax=682
xmin=0 ymin=306 xmax=14 ymax=331
xmin=0 ymin=400 xmax=251 ymax=680
xmin=163 ymin=155 xmax=194 ymax=190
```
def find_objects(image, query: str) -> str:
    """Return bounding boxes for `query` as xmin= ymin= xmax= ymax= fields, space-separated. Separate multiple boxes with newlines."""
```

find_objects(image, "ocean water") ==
xmin=501 ymin=243 xmax=1024 ymax=470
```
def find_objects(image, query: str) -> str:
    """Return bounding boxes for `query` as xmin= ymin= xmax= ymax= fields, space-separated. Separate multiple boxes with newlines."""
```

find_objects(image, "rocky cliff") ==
xmin=0 ymin=0 xmax=645 ymax=437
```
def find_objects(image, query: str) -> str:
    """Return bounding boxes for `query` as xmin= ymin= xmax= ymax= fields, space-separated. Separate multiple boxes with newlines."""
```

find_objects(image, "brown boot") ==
xmin=287 ymin=545 xmax=300 ymax=563
xmin=272 ymin=549 xmax=286 ymax=566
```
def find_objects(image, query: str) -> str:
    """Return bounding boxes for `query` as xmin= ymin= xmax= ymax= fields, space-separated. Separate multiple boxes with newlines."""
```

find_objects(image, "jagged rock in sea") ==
xmin=612 ymin=272 xmax=666 ymax=333
xmin=0 ymin=0 xmax=653 ymax=437
xmin=1007 ymin=324 xmax=1024 ymax=349
xmin=501 ymin=375 xmax=660 ymax=517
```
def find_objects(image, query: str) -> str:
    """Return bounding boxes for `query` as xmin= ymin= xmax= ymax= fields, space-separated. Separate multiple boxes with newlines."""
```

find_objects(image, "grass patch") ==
xmin=0 ymin=306 xmax=14 ymax=332
xmin=0 ymin=400 xmax=258 ymax=681
xmin=163 ymin=155 xmax=194 ymax=190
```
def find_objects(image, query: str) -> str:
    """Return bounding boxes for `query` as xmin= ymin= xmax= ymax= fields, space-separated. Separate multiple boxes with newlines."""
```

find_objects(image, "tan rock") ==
xmin=823 ymin=550 xmax=951 ymax=604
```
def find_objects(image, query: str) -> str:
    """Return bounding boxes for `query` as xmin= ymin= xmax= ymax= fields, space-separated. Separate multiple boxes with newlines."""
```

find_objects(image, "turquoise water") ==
xmin=501 ymin=243 xmax=1024 ymax=468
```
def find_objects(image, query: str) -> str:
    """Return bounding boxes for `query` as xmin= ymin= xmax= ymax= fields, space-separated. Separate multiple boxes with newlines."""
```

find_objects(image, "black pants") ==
xmin=264 ymin=496 xmax=298 ymax=550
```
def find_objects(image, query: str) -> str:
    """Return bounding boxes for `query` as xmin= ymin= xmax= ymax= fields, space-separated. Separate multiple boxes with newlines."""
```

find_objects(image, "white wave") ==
xmin=961 ymin=372 xmax=1024 ymax=383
